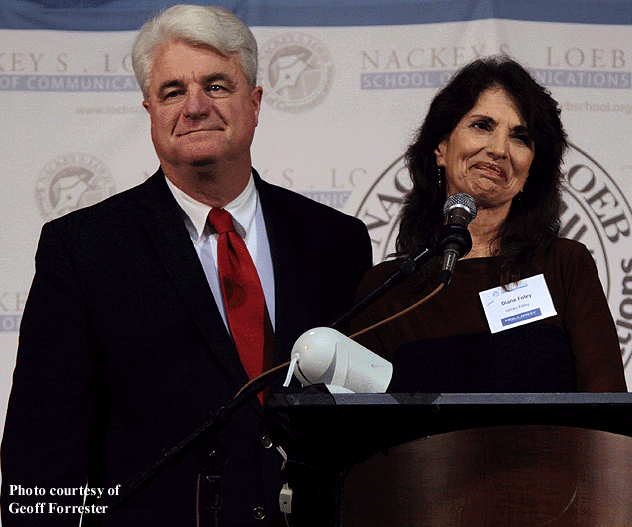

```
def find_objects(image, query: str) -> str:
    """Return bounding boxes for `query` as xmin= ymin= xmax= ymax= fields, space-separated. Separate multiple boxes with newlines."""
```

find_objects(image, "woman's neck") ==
xmin=463 ymin=206 xmax=509 ymax=258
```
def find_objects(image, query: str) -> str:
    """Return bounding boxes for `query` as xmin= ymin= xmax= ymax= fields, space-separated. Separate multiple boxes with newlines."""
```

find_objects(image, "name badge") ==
xmin=479 ymin=274 xmax=557 ymax=334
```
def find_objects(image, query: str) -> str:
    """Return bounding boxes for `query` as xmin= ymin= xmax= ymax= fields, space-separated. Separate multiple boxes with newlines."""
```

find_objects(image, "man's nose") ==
xmin=183 ymin=88 xmax=210 ymax=119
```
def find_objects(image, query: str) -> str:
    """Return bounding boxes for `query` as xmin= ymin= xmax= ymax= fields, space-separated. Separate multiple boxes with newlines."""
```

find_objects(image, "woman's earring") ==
xmin=437 ymin=167 xmax=442 ymax=189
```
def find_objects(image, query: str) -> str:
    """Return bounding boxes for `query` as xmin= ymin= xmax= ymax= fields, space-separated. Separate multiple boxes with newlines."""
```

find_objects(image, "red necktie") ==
xmin=208 ymin=208 xmax=268 ymax=384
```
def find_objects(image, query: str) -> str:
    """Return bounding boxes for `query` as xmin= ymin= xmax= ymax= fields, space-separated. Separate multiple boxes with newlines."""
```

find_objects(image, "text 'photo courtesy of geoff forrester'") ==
xmin=6 ymin=485 xmax=119 ymax=515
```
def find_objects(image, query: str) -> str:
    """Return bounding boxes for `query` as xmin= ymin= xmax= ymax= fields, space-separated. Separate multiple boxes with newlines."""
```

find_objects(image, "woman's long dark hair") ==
xmin=397 ymin=56 xmax=568 ymax=285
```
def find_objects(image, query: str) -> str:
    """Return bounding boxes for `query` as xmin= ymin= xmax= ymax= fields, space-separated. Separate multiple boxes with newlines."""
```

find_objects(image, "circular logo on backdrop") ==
xmin=558 ymin=144 xmax=631 ymax=299
xmin=258 ymin=31 xmax=335 ymax=113
xmin=36 ymin=153 xmax=116 ymax=220
xmin=356 ymin=144 xmax=632 ymax=367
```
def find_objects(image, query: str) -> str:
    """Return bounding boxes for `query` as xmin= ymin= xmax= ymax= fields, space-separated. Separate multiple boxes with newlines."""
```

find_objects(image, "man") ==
xmin=1 ymin=5 xmax=372 ymax=527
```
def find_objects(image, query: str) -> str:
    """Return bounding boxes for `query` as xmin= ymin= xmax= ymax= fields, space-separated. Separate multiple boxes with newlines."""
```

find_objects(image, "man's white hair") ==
xmin=132 ymin=4 xmax=258 ymax=99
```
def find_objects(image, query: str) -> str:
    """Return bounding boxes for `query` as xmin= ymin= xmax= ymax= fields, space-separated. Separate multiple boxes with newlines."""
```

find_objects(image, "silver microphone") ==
xmin=440 ymin=193 xmax=477 ymax=285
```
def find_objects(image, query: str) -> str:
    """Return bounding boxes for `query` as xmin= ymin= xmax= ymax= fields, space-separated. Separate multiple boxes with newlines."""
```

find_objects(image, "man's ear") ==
xmin=252 ymin=86 xmax=263 ymax=126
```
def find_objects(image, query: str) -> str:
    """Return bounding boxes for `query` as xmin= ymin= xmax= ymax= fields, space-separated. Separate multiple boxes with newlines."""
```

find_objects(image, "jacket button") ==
xmin=253 ymin=507 xmax=266 ymax=520
xmin=261 ymin=435 xmax=273 ymax=449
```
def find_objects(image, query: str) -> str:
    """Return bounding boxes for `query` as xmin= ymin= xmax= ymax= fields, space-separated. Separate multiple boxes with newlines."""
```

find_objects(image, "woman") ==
xmin=351 ymin=56 xmax=627 ymax=392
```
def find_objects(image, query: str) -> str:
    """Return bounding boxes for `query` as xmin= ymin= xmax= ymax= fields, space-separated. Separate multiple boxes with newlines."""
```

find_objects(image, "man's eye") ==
xmin=206 ymin=84 xmax=232 ymax=96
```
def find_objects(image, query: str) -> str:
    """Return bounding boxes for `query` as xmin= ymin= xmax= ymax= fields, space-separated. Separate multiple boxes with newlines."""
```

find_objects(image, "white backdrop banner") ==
xmin=1 ymin=10 xmax=631 ymax=437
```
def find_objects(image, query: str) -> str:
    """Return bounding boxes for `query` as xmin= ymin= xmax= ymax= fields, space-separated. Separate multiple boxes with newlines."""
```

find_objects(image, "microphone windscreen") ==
xmin=443 ymin=193 xmax=477 ymax=224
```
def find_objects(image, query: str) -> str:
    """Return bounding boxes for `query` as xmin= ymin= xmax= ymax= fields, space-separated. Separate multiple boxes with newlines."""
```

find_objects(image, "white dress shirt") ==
xmin=166 ymin=174 xmax=276 ymax=333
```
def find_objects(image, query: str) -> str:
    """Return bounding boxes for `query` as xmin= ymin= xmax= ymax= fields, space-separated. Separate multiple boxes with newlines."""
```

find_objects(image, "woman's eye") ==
xmin=472 ymin=120 xmax=490 ymax=130
xmin=514 ymin=133 xmax=532 ymax=145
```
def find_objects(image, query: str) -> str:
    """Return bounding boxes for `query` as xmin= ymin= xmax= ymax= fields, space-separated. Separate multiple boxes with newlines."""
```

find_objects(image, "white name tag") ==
xmin=479 ymin=274 xmax=557 ymax=334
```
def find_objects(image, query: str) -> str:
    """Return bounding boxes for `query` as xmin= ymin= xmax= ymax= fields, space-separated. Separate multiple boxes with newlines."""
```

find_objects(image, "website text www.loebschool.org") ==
xmin=562 ymin=100 xmax=632 ymax=115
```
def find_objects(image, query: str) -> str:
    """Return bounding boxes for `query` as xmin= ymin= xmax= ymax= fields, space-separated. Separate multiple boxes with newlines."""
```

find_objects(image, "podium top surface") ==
xmin=266 ymin=392 xmax=632 ymax=470
xmin=273 ymin=391 xmax=632 ymax=406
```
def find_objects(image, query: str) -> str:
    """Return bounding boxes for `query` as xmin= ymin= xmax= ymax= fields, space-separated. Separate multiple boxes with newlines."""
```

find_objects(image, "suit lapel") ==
xmin=255 ymin=173 xmax=312 ymax=367
xmin=138 ymin=172 xmax=251 ymax=392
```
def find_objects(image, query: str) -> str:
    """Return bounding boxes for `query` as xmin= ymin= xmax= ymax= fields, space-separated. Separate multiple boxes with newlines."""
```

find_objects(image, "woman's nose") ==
xmin=487 ymin=130 xmax=509 ymax=158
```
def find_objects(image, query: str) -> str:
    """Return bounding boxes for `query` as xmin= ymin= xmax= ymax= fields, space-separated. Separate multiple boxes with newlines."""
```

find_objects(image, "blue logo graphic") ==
xmin=502 ymin=309 xmax=542 ymax=327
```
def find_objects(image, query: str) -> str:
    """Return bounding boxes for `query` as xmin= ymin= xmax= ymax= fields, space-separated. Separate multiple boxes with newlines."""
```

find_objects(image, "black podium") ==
xmin=266 ymin=392 xmax=632 ymax=527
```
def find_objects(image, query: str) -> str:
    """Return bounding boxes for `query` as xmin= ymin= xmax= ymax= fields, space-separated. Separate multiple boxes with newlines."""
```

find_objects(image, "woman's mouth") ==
xmin=472 ymin=162 xmax=507 ymax=181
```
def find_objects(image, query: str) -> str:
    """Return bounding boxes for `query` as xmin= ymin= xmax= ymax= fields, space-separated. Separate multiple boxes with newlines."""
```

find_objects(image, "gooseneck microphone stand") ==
xmin=331 ymin=213 xmax=473 ymax=331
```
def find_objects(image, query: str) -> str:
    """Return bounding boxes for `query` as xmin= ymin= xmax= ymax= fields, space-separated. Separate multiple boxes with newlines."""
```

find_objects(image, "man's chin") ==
xmin=178 ymin=150 xmax=222 ymax=167
xmin=175 ymin=141 xmax=224 ymax=166
xmin=189 ymin=158 xmax=218 ymax=167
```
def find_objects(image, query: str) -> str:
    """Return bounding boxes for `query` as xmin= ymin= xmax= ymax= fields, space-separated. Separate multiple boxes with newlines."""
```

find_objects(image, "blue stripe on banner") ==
xmin=1 ymin=0 xmax=632 ymax=30
xmin=530 ymin=69 xmax=632 ymax=89
xmin=0 ymin=74 xmax=139 ymax=92
xmin=359 ymin=69 xmax=632 ymax=91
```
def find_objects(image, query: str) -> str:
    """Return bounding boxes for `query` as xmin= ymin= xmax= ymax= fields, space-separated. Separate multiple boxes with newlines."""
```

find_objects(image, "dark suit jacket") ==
xmin=1 ymin=170 xmax=372 ymax=527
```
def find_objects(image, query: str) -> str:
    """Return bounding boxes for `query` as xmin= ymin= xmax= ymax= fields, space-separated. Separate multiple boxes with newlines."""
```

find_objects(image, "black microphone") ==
xmin=439 ymin=193 xmax=477 ymax=285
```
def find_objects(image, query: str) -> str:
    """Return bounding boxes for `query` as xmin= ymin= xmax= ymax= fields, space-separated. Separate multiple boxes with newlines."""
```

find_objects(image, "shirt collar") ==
xmin=165 ymin=173 xmax=258 ymax=242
